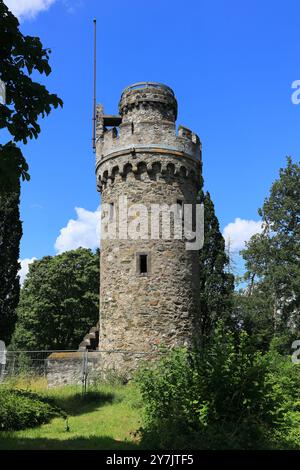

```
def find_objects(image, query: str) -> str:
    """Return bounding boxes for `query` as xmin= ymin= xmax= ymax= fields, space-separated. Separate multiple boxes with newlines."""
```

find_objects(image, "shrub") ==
xmin=0 ymin=388 xmax=65 ymax=431
xmin=136 ymin=322 xmax=295 ymax=449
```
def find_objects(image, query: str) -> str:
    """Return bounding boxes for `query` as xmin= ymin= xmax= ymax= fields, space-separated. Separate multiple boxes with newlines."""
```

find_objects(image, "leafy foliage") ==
xmin=0 ymin=388 xmax=65 ymax=431
xmin=0 ymin=180 xmax=22 ymax=344
xmin=239 ymin=157 xmax=300 ymax=349
xmin=136 ymin=322 xmax=298 ymax=449
xmin=0 ymin=1 xmax=62 ymax=344
xmin=233 ymin=290 xmax=275 ymax=351
xmin=0 ymin=0 xmax=62 ymax=187
xmin=199 ymin=192 xmax=234 ymax=339
xmin=11 ymin=248 xmax=99 ymax=350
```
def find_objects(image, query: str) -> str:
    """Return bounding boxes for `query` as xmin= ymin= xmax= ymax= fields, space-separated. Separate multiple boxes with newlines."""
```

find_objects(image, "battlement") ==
xmin=96 ymin=118 xmax=201 ymax=167
xmin=95 ymin=83 xmax=202 ymax=192
xmin=119 ymin=82 xmax=178 ymax=123
xmin=96 ymin=120 xmax=201 ymax=164
xmin=121 ymin=82 xmax=175 ymax=95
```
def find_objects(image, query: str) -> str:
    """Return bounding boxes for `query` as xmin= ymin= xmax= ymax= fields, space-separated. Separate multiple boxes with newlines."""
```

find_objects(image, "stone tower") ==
xmin=95 ymin=82 xmax=202 ymax=371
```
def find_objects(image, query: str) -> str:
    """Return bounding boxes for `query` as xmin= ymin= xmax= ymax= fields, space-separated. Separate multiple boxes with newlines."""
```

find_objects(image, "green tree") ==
xmin=198 ymin=191 xmax=234 ymax=339
xmin=241 ymin=157 xmax=300 ymax=348
xmin=11 ymin=248 xmax=100 ymax=350
xmin=233 ymin=289 xmax=274 ymax=351
xmin=0 ymin=181 xmax=22 ymax=344
xmin=0 ymin=1 xmax=62 ymax=188
xmin=0 ymin=2 xmax=62 ymax=343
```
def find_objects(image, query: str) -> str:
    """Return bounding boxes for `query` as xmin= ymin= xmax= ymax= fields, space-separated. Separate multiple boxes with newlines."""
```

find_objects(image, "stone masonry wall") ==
xmin=96 ymin=83 xmax=202 ymax=374
xmin=46 ymin=352 xmax=102 ymax=388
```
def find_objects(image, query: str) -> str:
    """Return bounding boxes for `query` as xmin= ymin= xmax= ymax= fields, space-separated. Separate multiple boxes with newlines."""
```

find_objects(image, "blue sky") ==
xmin=2 ymin=0 xmax=300 ymax=280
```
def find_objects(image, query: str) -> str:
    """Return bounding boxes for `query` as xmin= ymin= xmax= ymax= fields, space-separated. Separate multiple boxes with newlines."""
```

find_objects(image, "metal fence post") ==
xmin=81 ymin=350 xmax=88 ymax=395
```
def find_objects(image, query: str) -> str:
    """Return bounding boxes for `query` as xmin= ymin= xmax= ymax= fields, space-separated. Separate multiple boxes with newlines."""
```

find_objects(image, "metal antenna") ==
xmin=92 ymin=18 xmax=97 ymax=152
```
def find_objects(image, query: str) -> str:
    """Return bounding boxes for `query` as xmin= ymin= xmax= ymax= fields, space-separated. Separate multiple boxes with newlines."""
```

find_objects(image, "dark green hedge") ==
xmin=0 ymin=388 xmax=65 ymax=431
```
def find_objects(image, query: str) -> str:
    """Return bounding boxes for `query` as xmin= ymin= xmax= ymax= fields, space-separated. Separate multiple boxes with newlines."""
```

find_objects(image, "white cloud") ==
xmin=4 ymin=0 xmax=56 ymax=20
xmin=61 ymin=0 xmax=83 ymax=14
xmin=19 ymin=257 xmax=37 ymax=285
xmin=223 ymin=218 xmax=263 ymax=252
xmin=55 ymin=207 xmax=101 ymax=254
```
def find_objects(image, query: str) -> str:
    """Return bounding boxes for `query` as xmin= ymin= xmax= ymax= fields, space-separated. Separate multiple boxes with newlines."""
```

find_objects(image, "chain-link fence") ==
xmin=0 ymin=349 xmax=160 ymax=392
xmin=0 ymin=350 xmax=79 ymax=388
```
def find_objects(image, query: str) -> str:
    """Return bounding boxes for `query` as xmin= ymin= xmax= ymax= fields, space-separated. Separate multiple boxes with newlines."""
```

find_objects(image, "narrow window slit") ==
xmin=177 ymin=199 xmax=183 ymax=218
xmin=140 ymin=254 xmax=148 ymax=274
xmin=109 ymin=202 xmax=114 ymax=221
xmin=137 ymin=253 xmax=149 ymax=275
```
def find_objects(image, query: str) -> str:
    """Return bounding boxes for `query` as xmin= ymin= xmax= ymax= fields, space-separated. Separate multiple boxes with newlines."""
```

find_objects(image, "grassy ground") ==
xmin=1 ymin=377 xmax=300 ymax=450
xmin=0 ymin=378 xmax=143 ymax=450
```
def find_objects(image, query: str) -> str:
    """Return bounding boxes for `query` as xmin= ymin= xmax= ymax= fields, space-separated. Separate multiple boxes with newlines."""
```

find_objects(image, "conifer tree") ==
xmin=0 ymin=182 xmax=22 ymax=344
xmin=199 ymin=191 xmax=234 ymax=339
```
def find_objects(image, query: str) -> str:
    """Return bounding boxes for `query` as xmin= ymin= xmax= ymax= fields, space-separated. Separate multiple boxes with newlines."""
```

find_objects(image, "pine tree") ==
xmin=0 ymin=181 xmax=22 ymax=344
xmin=199 ymin=191 xmax=234 ymax=339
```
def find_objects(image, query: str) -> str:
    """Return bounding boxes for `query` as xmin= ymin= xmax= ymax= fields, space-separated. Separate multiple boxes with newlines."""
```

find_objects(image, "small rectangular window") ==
xmin=177 ymin=199 xmax=183 ymax=218
xmin=137 ymin=253 xmax=149 ymax=276
xmin=140 ymin=254 xmax=148 ymax=274
xmin=109 ymin=202 xmax=114 ymax=221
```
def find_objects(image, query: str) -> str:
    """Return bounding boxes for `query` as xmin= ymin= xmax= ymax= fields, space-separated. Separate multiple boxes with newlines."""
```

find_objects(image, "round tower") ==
xmin=95 ymin=82 xmax=202 ymax=372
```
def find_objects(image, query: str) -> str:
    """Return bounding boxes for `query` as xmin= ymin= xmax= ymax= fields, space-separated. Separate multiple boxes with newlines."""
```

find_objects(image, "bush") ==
xmin=0 ymin=388 xmax=65 ymax=431
xmin=136 ymin=322 xmax=296 ymax=449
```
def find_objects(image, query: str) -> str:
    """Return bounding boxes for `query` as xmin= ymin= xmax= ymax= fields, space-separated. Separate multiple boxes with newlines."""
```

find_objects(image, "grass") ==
xmin=1 ymin=376 xmax=300 ymax=450
xmin=0 ymin=377 xmax=143 ymax=450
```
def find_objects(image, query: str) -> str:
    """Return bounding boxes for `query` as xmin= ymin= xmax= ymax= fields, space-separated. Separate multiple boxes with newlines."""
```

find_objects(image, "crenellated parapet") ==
xmin=96 ymin=121 xmax=201 ymax=164
xmin=96 ymin=83 xmax=201 ymax=170
xmin=119 ymin=82 xmax=178 ymax=122
xmin=96 ymin=82 xmax=202 ymax=193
